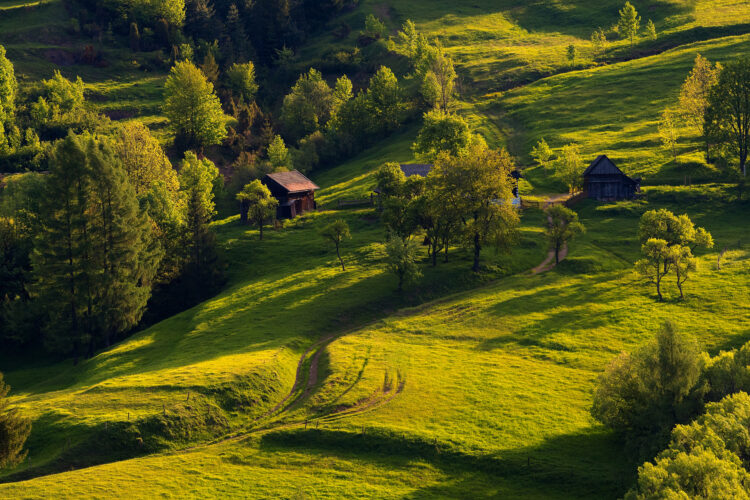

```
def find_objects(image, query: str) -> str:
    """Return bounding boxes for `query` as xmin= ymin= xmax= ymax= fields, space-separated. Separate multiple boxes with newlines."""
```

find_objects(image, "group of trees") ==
xmin=530 ymin=138 xmax=585 ymax=193
xmin=658 ymin=53 xmax=750 ymax=190
xmin=593 ymin=322 xmax=750 ymax=497
xmin=375 ymin=142 xmax=520 ymax=289
xmin=634 ymin=209 xmax=713 ymax=301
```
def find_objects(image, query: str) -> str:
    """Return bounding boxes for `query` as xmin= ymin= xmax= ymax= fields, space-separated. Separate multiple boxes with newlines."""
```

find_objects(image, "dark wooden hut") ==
xmin=583 ymin=155 xmax=640 ymax=201
xmin=262 ymin=170 xmax=320 ymax=219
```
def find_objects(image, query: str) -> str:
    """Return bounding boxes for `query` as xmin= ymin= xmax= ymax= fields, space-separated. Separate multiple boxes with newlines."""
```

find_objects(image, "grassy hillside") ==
xmin=3 ymin=182 xmax=748 ymax=497
xmin=2 ymin=0 xmax=750 ymax=497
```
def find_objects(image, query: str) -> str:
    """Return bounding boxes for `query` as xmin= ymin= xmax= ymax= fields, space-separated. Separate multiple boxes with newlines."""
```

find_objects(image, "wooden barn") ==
xmin=262 ymin=170 xmax=320 ymax=219
xmin=583 ymin=155 xmax=640 ymax=201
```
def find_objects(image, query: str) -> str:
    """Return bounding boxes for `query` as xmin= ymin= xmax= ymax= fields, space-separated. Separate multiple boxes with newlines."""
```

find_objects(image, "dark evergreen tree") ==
xmin=0 ymin=373 xmax=30 ymax=469
xmin=31 ymin=133 xmax=159 ymax=357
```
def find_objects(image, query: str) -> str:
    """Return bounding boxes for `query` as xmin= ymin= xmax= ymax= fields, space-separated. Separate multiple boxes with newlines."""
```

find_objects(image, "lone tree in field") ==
xmin=566 ymin=44 xmax=576 ymax=65
xmin=384 ymin=236 xmax=422 ymax=292
xmin=164 ymin=60 xmax=227 ymax=149
xmin=636 ymin=239 xmax=673 ymax=301
xmin=706 ymin=57 xmax=750 ymax=177
xmin=591 ymin=28 xmax=607 ymax=57
xmin=646 ymin=19 xmax=657 ymax=40
xmin=545 ymin=204 xmax=585 ymax=264
xmin=679 ymin=54 xmax=721 ymax=159
xmin=0 ymin=373 xmax=30 ymax=469
xmin=237 ymin=180 xmax=277 ymax=240
xmin=320 ymin=219 xmax=351 ymax=271
xmin=635 ymin=209 xmax=713 ymax=301
xmin=618 ymin=2 xmax=641 ymax=48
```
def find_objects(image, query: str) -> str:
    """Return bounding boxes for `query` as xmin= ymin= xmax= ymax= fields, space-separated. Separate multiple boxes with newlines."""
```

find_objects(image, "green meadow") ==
xmin=1 ymin=0 xmax=750 ymax=497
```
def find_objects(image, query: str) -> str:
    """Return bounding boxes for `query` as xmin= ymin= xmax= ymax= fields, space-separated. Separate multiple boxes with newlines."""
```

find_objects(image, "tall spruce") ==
xmin=31 ymin=133 xmax=158 ymax=357
xmin=0 ymin=373 xmax=30 ymax=469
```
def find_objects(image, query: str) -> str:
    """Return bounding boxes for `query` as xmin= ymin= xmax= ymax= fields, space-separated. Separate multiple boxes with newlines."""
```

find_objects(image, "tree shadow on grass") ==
xmin=259 ymin=425 xmax=634 ymax=499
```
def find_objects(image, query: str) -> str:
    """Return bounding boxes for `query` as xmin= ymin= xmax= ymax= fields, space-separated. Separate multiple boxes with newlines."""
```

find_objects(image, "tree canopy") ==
xmin=164 ymin=60 xmax=227 ymax=149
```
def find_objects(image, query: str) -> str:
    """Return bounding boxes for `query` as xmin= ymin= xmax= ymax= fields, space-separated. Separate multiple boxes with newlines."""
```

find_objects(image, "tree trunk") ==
xmin=555 ymin=241 xmax=560 ymax=264
xmin=239 ymin=202 xmax=248 ymax=225
xmin=472 ymin=232 xmax=481 ymax=272
xmin=443 ymin=238 xmax=449 ymax=263
xmin=259 ymin=220 xmax=263 ymax=240
xmin=336 ymin=245 xmax=345 ymax=271
xmin=656 ymin=276 xmax=663 ymax=302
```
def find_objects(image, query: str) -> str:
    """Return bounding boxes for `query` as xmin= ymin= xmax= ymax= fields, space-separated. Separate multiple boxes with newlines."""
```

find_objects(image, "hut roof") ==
xmin=400 ymin=164 xmax=433 ymax=178
xmin=583 ymin=155 xmax=626 ymax=176
xmin=265 ymin=170 xmax=320 ymax=194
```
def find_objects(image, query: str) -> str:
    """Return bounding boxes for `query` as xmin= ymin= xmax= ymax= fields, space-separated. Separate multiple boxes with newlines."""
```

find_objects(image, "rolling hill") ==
xmin=1 ymin=0 xmax=750 ymax=497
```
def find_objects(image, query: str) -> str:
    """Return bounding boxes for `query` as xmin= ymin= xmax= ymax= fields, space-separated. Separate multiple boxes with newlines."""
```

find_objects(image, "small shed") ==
xmin=583 ymin=155 xmax=640 ymax=201
xmin=262 ymin=170 xmax=320 ymax=219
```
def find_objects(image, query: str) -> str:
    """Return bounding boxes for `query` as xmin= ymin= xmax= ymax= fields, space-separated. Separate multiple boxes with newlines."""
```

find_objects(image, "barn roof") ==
xmin=583 ymin=155 xmax=627 ymax=176
xmin=400 ymin=164 xmax=433 ymax=178
xmin=265 ymin=170 xmax=319 ymax=194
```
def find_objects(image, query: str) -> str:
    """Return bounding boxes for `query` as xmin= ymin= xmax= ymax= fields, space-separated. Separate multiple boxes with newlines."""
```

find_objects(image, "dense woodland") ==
xmin=0 ymin=0 xmax=750 ymax=497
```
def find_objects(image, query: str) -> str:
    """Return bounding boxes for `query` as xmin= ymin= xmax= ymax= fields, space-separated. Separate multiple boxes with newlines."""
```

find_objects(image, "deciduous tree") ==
xmin=226 ymin=61 xmax=258 ymax=103
xmin=544 ymin=204 xmax=585 ymax=264
xmin=164 ymin=60 xmax=227 ymax=149
xmin=320 ymin=219 xmax=351 ymax=271
xmin=412 ymin=110 xmax=473 ymax=162
xmin=554 ymin=143 xmax=584 ymax=193
xmin=281 ymin=68 xmax=333 ymax=141
xmin=237 ymin=179 xmax=278 ymax=240
xmin=531 ymin=138 xmax=554 ymax=169
xmin=384 ymin=236 xmax=422 ymax=292
xmin=706 ymin=58 xmax=750 ymax=177
xmin=658 ymin=108 xmax=680 ymax=160
xmin=679 ymin=54 xmax=721 ymax=158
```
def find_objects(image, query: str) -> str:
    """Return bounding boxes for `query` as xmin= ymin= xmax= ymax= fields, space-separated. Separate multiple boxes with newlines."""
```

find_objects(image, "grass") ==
xmin=3 ymin=178 xmax=749 ymax=497
xmin=1 ymin=0 xmax=750 ymax=496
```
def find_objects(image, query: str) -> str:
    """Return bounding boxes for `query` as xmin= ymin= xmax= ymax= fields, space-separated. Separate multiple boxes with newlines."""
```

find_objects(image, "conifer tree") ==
xmin=618 ymin=2 xmax=641 ymax=48
xmin=0 ymin=373 xmax=30 ymax=469
xmin=32 ymin=133 xmax=158 ymax=356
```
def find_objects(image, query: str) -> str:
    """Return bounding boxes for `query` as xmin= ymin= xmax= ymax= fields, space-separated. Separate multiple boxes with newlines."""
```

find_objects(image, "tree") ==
xmin=679 ymin=54 xmax=721 ymax=159
xmin=0 ymin=373 xmax=30 ymax=469
xmin=658 ymin=108 xmax=680 ymax=160
xmin=226 ymin=61 xmax=258 ymax=103
xmin=566 ymin=44 xmax=576 ymax=65
xmin=384 ymin=236 xmax=422 ymax=292
xmin=331 ymin=75 xmax=353 ymax=117
xmin=706 ymin=58 xmax=750 ymax=177
xmin=129 ymin=22 xmax=141 ymax=52
xmin=412 ymin=110 xmax=473 ymax=162
xmin=531 ymin=138 xmax=554 ymax=169
xmin=646 ymin=19 xmax=657 ymax=40
xmin=433 ymin=144 xmax=520 ymax=272
xmin=545 ymin=204 xmax=585 ymax=264
xmin=366 ymin=66 xmax=405 ymax=134
xmin=626 ymin=392 xmax=750 ymax=499
xmin=554 ymin=143 xmax=584 ymax=192
xmin=421 ymin=41 xmax=457 ymax=111
xmin=267 ymin=135 xmax=292 ymax=170
xmin=670 ymin=245 xmax=696 ymax=300
xmin=163 ymin=60 xmax=227 ymax=149
xmin=591 ymin=28 xmax=607 ymax=57
xmin=179 ymin=152 xmax=220 ymax=266
xmin=638 ymin=209 xmax=713 ymax=250
xmin=236 ymin=180 xmax=277 ymax=240
xmin=320 ymin=219 xmax=351 ymax=271
xmin=374 ymin=162 xmax=407 ymax=200
xmin=281 ymin=68 xmax=333 ymax=142
xmin=200 ymin=51 xmax=220 ymax=83
xmin=419 ymin=176 xmax=462 ymax=266
xmin=618 ymin=2 xmax=641 ymax=47
xmin=592 ymin=322 xmax=703 ymax=451
xmin=636 ymin=238 xmax=673 ymax=302
xmin=363 ymin=14 xmax=386 ymax=39
xmin=32 ymin=133 xmax=158 ymax=356
xmin=0 ymin=45 xmax=16 ymax=129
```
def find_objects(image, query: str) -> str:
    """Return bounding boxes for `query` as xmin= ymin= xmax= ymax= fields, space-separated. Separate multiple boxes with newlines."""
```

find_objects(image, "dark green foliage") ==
xmin=0 ymin=374 xmax=30 ymax=469
xmin=706 ymin=57 xmax=750 ymax=177
xmin=592 ymin=322 xmax=705 ymax=456
xmin=31 ymin=133 xmax=159 ymax=356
